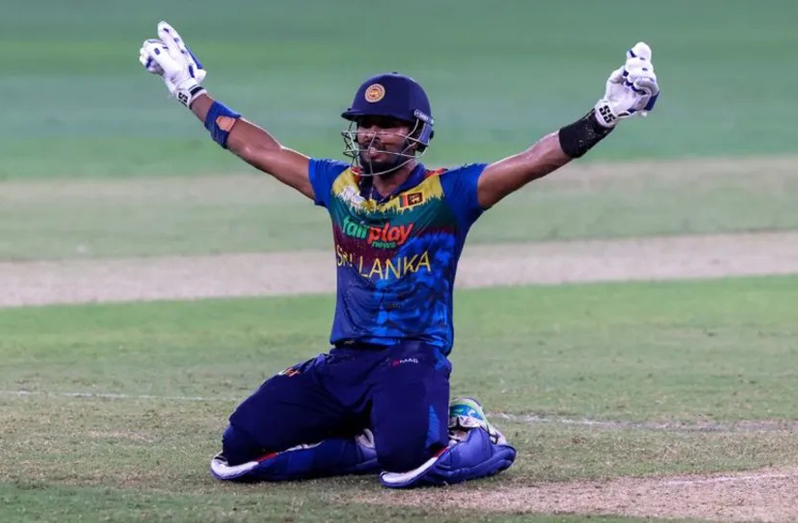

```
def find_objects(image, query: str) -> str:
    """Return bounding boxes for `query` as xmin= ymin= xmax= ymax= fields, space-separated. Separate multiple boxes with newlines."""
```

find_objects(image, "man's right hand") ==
xmin=138 ymin=21 xmax=313 ymax=200
xmin=139 ymin=21 xmax=207 ymax=108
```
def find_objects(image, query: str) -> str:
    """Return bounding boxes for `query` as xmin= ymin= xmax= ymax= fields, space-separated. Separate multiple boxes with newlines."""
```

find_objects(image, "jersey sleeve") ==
xmin=438 ymin=163 xmax=489 ymax=228
xmin=308 ymin=158 xmax=350 ymax=208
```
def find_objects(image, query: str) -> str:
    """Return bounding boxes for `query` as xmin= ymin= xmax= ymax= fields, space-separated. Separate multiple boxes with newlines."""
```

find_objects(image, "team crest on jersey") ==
xmin=399 ymin=191 xmax=424 ymax=209
xmin=365 ymin=83 xmax=385 ymax=103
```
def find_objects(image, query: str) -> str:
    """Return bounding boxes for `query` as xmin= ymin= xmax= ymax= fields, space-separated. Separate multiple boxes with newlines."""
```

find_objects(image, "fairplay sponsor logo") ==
xmin=341 ymin=216 xmax=414 ymax=248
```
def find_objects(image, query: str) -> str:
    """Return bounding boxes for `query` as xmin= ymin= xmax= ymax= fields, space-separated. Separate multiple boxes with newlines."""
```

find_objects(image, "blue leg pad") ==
xmin=379 ymin=427 xmax=516 ymax=488
xmin=211 ymin=431 xmax=379 ymax=482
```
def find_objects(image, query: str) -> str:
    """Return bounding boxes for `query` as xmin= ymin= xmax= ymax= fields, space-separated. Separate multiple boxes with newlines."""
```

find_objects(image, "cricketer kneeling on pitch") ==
xmin=139 ymin=21 xmax=659 ymax=488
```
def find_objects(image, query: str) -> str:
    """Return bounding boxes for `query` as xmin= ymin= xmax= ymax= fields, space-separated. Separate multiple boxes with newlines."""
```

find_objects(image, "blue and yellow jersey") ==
xmin=309 ymin=159 xmax=487 ymax=355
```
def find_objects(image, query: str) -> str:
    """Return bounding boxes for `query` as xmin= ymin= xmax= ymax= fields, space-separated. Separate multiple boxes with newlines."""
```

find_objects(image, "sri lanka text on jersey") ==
xmin=335 ymin=245 xmax=432 ymax=280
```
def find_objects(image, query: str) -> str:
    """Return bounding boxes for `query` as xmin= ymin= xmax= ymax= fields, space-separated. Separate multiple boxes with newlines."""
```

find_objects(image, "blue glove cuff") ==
xmin=204 ymin=101 xmax=241 ymax=149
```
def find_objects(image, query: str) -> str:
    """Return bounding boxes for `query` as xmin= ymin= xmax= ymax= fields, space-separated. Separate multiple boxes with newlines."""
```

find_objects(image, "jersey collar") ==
xmin=359 ymin=162 xmax=426 ymax=203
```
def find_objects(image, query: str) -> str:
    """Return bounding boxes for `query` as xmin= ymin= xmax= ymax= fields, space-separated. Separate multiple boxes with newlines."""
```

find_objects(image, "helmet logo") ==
xmin=364 ymin=83 xmax=385 ymax=103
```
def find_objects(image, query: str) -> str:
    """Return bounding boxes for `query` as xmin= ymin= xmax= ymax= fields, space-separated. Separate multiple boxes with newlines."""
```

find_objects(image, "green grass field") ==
xmin=3 ymin=277 xmax=798 ymax=521
xmin=2 ymin=0 xmax=797 ymax=180
xmin=3 ymin=0 xmax=798 ymax=261
xmin=3 ymin=0 xmax=798 ymax=520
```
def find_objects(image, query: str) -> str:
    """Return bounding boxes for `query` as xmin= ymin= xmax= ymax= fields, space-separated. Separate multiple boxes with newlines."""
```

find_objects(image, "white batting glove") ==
xmin=139 ymin=21 xmax=207 ymax=107
xmin=594 ymin=42 xmax=660 ymax=128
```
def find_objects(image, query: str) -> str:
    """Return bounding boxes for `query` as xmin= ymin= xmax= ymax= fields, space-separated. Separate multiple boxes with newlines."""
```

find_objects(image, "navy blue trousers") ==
xmin=224 ymin=341 xmax=452 ymax=472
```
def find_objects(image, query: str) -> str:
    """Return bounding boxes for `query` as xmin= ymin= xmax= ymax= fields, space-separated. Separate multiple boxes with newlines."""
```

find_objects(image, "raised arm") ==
xmin=139 ymin=22 xmax=313 ymax=200
xmin=188 ymin=95 xmax=312 ymax=198
xmin=477 ymin=43 xmax=659 ymax=209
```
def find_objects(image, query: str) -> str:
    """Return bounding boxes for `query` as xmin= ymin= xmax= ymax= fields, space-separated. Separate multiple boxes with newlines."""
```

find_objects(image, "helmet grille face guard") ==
xmin=340 ymin=72 xmax=434 ymax=177
xmin=341 ymin=118 xmax=431 ymax=177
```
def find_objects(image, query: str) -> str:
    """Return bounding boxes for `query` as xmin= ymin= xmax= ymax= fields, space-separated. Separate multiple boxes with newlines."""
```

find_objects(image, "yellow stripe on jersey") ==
xmin=331 ymin=169 xmax=444 ymax=214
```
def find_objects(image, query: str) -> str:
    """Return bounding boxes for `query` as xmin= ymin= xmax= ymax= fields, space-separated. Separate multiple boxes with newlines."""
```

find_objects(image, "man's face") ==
xmin=356 ymin=116 xmax=414 ymax=174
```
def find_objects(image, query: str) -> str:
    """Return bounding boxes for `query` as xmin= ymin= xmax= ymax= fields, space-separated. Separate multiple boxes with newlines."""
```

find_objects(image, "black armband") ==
xmin=557 ymin=110 xmax=614 ymax=159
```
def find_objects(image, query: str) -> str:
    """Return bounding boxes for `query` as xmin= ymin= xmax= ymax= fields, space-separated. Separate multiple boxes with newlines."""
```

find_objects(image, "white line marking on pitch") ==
xmin=493 ymin=412 xmax=620 ymax=428
xmin=0 ymin=389 xmax=237 ymax=402
xmin=4 ymin=390 xmax=798 ymax=434
xmin=491 ymin=412 xmax=798 ymax=433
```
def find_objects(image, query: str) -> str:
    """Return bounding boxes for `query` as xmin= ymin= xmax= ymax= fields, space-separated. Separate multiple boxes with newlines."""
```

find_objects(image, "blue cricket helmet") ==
xmin=341 ymin=72 xmax=434 ymax=149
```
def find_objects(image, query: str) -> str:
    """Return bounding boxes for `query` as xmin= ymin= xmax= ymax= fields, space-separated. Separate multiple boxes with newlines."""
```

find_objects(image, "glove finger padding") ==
xmin=594 ymin=41 xmax=660 ymax=126
xmin=157 ymin=21 xmax=206 ymax=83
xmin=634 ymin=77 xmax=659 ymax=114
xmin=157 ymin=22 xmax=185 ymax=61
xmin=624 ymin=61 xmax=656 ymax=86
xmin=139 ymin=22 xmax=207 ymax=108
xmin=633 ymin=76 xmax=658 ymax=97
xmin=627 ymin=64 xmax=659 ymax=113
xmin=140 ymin=40 xmax=182 ymax=78
xmin=604 ymin=66 xmax=625 ymax=99
xmin=139 ymin=39 xmax=167 ymax=74
xmin=627 ymin=41 xmax=652 ymax=62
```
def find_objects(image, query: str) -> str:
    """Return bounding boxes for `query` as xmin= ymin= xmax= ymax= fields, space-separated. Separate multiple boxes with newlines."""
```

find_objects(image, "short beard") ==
xmin=357 ymin=151 xmax=408 ymax=176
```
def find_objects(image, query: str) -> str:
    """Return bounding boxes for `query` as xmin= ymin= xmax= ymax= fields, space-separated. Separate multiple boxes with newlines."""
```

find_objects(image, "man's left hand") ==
xmin=594 ymin=42 xmax=660 ymax=128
